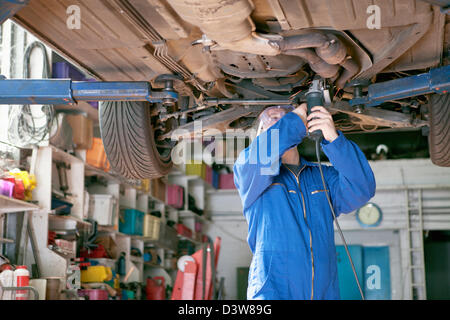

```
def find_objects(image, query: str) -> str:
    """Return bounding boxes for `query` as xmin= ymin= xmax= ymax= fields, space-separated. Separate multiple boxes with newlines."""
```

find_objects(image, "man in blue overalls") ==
xmin=233 ymin=103 xmax=376 ymax=300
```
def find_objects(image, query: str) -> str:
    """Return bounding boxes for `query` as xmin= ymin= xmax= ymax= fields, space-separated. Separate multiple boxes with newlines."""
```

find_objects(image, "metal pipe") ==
xmin=336 ymin=57 xmax=360 ymax=89
xmin=275 ymin=32 xmax=359 ymax=86
xmin=204 ymin=98 xmax=293 ymax=106
xmin=283 ymin=48 xmax=340 ymax=79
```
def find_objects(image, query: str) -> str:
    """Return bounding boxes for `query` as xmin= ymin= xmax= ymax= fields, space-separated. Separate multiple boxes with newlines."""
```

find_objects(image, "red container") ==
xmin=166 ymin=184 xmax=184 ymax=209
xmin=176 ymin=223 xmax=192 ymax=238
xmin=3 ymin=176 xmax=25 ymax=200
xmin=78 ymin=289 xmax=108 ymax=300
xmin=14 ymin=266 xmax=29 ymax=300
xmin=146 ymin=276 xmax=166 ymax=300
xmin=219 ymin=173 xmax=236 ymax=190
xmin=205 ymin=165 xmax=213 ymax=185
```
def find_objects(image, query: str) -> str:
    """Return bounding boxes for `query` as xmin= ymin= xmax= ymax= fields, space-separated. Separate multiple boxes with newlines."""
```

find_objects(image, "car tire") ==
xmin=428 ymin=93 xmax=450 ymax=167
xmin=99 ymin=100 xmax=173 ymax=179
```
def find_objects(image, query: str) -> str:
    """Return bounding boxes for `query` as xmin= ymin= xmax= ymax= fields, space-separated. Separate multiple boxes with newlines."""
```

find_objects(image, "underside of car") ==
xmin=10 ymin=0 xmax=450 ymax=179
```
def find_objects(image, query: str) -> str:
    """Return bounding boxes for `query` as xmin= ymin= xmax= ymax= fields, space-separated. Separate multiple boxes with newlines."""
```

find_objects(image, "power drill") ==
xmin=306 ymin=77 xmax=325 ymax=141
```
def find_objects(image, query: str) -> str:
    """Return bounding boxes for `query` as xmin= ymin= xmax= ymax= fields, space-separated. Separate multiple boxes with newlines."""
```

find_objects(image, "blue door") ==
xmin=336 ymin=245 xmax=391 ymax=300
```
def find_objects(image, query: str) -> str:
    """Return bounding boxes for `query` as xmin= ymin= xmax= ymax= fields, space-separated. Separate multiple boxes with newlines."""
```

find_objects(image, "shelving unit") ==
xmin=0 ymin=194 xmax=40 ymax=213
xmin=21 ymin=143 xmax=216 ymax=299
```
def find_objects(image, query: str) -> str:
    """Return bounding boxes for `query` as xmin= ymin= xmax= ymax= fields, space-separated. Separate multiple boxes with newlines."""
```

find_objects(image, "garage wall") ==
xmin=205 ymin=158 xmax=450 ymax=299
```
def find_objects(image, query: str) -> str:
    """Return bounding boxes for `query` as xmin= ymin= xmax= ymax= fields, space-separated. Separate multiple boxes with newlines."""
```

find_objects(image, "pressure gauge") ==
xmin=356 ymin=203 xmax=382 ymax=228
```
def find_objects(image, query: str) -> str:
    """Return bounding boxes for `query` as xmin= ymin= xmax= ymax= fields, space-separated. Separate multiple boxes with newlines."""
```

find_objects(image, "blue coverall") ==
xmin=233 ymin=112 xmax=376 ymax=300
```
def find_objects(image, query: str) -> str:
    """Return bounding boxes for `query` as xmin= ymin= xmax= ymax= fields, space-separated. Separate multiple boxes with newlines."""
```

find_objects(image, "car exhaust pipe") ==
xmin=168 ymin=0 xmax=359 ymax=87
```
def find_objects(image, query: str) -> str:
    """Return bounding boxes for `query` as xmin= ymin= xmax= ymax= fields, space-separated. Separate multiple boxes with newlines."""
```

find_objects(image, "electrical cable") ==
xmin=7 ymin=41 xmax=55 ymax=147
xmin=314 ymin=138 xmax=365 ymax=300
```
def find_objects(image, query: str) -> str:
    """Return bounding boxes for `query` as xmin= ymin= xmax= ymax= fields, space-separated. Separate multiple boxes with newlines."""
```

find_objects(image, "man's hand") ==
xmin=306 ymin=106 xmax=339 ymax=143
xmin=292 ymin=103 xmax=308 ymax=128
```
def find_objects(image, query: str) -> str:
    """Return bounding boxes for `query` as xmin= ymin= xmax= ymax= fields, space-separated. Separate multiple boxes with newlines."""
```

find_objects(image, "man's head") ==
xmin=256 ymin=105 xmax=295 ymax=136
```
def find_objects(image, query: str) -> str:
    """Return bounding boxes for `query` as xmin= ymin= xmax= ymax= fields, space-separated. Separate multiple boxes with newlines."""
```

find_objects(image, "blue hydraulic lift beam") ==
xmin=349 ymin=65 xmax=450 ymax=107
xmin=0 ymin=79 xmax=179 ymax=105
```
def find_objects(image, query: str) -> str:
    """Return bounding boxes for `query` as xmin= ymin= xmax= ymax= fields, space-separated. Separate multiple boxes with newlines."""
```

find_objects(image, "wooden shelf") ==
xmin=50 ymin=145 xmax=83 ymax=164
xmin=0 ymin=195 xmax=40 ymax=213
xmin=84 ymin=163 xmax=120 ymax=183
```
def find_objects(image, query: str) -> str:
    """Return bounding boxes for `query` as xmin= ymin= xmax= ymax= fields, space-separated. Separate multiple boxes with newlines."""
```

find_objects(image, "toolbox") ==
xmin=119 ymin=209 xmax=145 ymax=236
xmin=166 ymin=184 xmax=184 ymax=209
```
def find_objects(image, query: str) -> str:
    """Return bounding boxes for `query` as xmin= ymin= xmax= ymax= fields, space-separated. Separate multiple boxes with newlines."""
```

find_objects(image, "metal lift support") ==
xmin=0 ymin=66 xmax=447 ymax=109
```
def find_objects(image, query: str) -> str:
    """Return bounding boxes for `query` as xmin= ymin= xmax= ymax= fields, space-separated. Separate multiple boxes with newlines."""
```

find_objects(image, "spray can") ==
xmin=0 ymin=266 xmax=14 ymax=300
xmin=14 ymin=266 xmax=30 ymax=300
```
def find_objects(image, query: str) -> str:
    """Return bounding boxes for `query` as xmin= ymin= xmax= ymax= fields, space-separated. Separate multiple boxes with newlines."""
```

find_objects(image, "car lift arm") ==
xmin=0 ymin=78 xmax=179 ymax=105
xmin=349 ymin=65 xmax=450 ymax=108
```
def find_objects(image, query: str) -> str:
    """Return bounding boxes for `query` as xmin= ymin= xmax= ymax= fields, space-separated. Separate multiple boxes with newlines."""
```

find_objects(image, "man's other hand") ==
xmin=306 ymin=106 xmax=339 ymax=143
xmin=292 ymin=103 xmax=308 ymax=128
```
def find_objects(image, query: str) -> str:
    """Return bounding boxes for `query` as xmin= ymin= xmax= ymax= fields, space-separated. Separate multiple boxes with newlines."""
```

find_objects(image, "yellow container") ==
xmin=81 ymin=266 xmax=112 ymax=283
xmin=185 ymin=161 xmax=206 ymax=179
xmin=143 ymin=215 xmax=161 ymax=240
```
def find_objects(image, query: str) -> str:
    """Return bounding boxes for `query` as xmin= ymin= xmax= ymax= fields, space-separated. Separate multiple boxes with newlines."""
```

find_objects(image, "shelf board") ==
xmin=48 ymin=214 xmax=92 ymax=227
xmin=50 ymin=145 xmax=83 ymax=164
xmin=84 ymin=163 xmax=121 ymax=182
xmin=0 ymin=195 xmax=40 ymax=213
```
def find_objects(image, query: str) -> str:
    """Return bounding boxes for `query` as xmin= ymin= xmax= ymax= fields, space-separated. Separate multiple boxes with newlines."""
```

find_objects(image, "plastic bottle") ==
xmin=0 ymin=266 xmax=14 ymax=300
xmin=14 ymin=266 xmax=30 ymax=300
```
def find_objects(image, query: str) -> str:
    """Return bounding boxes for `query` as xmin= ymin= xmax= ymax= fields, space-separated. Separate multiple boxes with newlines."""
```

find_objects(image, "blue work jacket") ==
xmin=233 ymin=112 xmax=376 ymax=300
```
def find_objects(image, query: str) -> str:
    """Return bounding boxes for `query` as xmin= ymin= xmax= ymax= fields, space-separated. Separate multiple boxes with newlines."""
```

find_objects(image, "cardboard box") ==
xmin=150 ymin=178 xmax=166 ymax=203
